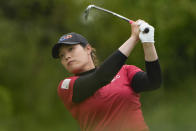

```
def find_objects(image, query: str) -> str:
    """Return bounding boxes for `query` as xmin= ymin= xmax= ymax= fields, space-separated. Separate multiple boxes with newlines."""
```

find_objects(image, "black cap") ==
xmin=52 ymin=32 xmax=88 ymax=58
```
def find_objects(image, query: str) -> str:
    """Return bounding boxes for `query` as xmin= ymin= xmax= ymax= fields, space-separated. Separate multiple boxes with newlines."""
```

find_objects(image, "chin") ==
xmin=68 ymin=65 xmax=83 ymax=74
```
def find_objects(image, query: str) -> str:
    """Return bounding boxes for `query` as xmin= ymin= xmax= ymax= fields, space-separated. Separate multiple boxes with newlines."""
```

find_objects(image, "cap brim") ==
xmin=58 ymin=41 xmax=80 ymax=45
xmin=52 ymin=42 xmax=80 ymax=58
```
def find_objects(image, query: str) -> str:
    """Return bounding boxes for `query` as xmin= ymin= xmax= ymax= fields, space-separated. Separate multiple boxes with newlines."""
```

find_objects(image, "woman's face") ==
xmin=59 ymin=44 xmax=94 ymax=74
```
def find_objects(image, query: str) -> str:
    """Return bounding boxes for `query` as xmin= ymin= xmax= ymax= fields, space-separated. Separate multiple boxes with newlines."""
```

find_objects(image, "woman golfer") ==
xmin=52 ymin=20 xmax=162 ymax=131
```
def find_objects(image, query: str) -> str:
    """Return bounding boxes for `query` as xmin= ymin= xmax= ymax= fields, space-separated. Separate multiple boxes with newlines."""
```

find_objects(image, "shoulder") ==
xmin=58 ymin=76 xmax=78 ymax=90
xmin=122 ymin=65 xmax=143 ymax=81
xmin=57 ymin=76 xmax=79 ymax=104
xmin=60 ymin=78 xmax=72 ymax=90
xmin=122 ymin=64 xmax=142 ymax=72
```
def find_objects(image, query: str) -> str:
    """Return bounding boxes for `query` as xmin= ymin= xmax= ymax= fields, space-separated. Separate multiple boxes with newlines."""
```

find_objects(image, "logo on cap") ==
xmin=59 ymin=35 xmax=73 ymax=42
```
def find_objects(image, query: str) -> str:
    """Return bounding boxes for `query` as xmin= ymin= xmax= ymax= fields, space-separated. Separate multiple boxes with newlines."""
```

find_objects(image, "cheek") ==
xmin=73 ymin=49 xmax=88 ymax=62
xmin=79 ymin=52 xmax=89 ymax=63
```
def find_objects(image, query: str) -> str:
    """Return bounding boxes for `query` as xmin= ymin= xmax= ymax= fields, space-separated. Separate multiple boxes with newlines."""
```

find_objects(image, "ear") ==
xmin=85 ymin=44 xmax=92 ymax=55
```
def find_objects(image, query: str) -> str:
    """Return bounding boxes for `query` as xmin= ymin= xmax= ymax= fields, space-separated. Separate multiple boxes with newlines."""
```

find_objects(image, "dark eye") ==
xmin=59 ymin=54 xmax=64 ymax=59
xmin=68 ymin=47 xmax=73 ymax=52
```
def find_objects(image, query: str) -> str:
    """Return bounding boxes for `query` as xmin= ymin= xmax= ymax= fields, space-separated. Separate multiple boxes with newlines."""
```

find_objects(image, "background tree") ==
xmin=0 ymin=0 xmax=196 ymax=130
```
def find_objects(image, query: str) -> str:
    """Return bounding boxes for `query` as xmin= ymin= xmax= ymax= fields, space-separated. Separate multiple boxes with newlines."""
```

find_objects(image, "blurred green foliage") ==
xmin=0 ymin=0 xmax=196 ymax=130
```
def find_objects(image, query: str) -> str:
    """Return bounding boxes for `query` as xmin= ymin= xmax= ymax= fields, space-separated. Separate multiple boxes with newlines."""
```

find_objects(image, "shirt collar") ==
xmin=75 ymin=68 xmax=96 ymax=76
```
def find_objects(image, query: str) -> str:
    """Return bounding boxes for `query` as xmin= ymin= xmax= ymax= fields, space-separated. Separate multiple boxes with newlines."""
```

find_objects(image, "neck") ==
xmin=78 ymin=62 xmax=95 ymax=74
xmin=75 ymin=66 xmax=96 ymax=76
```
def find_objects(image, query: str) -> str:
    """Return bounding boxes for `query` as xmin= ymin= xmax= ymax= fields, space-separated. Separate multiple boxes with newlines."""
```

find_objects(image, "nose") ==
xmin=60 ymin=51 xmax=71 ymax=61
xmin=65 ymin=53 xmax=71 ymax=61
xmin=65 ymin=56 xmax=71 ymax=61
xmin=61 ymin=55 xmax=71 ymax=61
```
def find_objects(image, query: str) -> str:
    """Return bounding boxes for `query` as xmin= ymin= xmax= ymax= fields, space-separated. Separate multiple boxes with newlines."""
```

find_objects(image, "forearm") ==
xmin=130 ymin=20 xmax=161 ymax=92
xmin=142 ymin=43 xmax=158 ymax=61
xmin=118 ymin=36 xmax=138 ymax=57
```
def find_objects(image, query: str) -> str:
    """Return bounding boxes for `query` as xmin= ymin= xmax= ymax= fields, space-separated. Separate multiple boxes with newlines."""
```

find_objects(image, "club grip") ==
xmin=129 ymin=20 xmax=149 ymax=33
xmin=129 ymin=20 xmax=134 ymax=24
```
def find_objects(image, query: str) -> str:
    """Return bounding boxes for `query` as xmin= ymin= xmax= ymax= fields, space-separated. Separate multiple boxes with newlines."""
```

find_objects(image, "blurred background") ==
xmin=0 ymin=0 xmax=196 ymax=130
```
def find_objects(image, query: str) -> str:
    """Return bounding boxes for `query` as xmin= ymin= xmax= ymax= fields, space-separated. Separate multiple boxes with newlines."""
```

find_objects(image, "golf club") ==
xmin=84 ymin=5 xmax=149 ymax=33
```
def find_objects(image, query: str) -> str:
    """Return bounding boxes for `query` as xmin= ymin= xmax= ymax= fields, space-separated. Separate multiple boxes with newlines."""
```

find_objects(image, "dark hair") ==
xmin=90 ymin=47 xmax=99 ymax=66
xmin=81 ymin=43 xmax=99 ymax=66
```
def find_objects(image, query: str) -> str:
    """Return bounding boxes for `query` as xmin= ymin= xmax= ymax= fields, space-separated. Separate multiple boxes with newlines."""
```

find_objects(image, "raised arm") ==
xmin=131 ymin=20 xmax=162 ymax=93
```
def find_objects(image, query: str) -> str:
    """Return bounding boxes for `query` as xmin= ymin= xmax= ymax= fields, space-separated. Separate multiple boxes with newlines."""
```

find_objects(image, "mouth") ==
xmin=67 ymin=60 xmax=75 ymax=66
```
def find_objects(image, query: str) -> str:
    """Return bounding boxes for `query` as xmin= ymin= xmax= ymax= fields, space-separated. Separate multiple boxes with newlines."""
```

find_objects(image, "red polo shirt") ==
xmin=58 ymin=65 xmax=149 ymax=131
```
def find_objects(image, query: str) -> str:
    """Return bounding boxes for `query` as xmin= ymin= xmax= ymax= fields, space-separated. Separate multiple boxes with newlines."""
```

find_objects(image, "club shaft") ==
xmin=93 ymin=5 xmax=131 ymax=22
xmin=85 ymin=5 xmax=149 ymax=33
